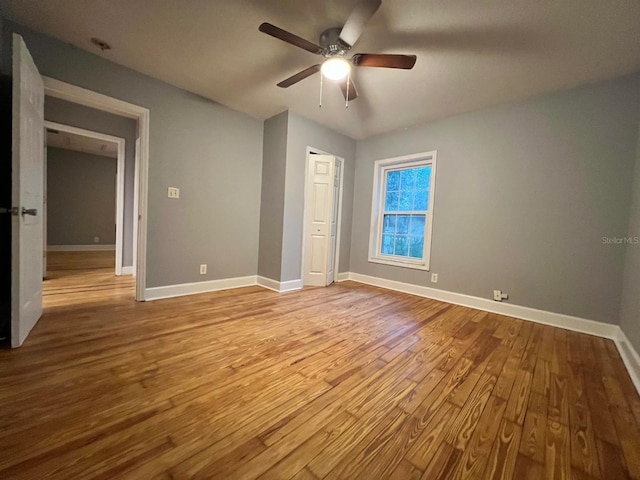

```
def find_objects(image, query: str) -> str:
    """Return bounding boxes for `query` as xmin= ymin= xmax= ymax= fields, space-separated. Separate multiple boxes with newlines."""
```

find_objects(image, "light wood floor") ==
xmin=1 ymin=252 xmax=639 ymax=479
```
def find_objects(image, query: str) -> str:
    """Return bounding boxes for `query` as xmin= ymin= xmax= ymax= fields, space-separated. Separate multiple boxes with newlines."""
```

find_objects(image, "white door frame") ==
xmin=301 ymin=147 xmax=344 ymax=285
xmin=44 ymin=121 xmax=126 ymax=275
xmin=132 ymin=138 xmax=140 ymax=276
xmin=42 ymin=77 xmax=150 ymax=301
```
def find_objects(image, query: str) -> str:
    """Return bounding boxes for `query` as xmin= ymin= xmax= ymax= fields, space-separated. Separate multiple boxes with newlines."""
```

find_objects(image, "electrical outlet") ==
xmin=93 ymin=236 xmax=100 ymax=243
xmin=199 ymin=264 xmax=207 ymax=275
xmin=493 ymin=290 xmax=509 ymax=302
xmin=431 ymin=273 xmax=438 ymax=283
xmin=168 ymin=187 xmax=180 ymax=199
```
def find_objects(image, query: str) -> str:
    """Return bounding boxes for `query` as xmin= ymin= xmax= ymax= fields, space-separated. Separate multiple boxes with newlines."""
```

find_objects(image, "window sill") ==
xmin=368 ymin=256 xmax=430 ymax=271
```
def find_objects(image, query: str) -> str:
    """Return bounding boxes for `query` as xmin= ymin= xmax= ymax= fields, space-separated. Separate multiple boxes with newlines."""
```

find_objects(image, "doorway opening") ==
xmin=44 ymin=121 xmax=130 ymax=278
xmin=42 ymin=77 xmax=150 ymax=302
xmin=301 ymin=148 xmax=344 ymax=287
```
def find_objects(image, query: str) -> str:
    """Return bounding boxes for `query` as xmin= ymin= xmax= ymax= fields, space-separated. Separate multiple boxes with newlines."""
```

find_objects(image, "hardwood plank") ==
xmin=322 ymin=408 xmax=409 ymax=480
xmin=569 ymin=400 xmax=600 ymax=477
xmin=388 ymin=459 xmax=422 ymax=480
xmin=519 ymin=391 xmax=548 ymax=463
xmin=504 ymin=369 xmax=533 ymax=425
xmin=584 ymin=375 xmax=621 ymax=446
xmin=609 ymin=405 xmax=640 ymax=480
xmin=596 ymin=438 xmax=631 ymax=480
xmin=259 ymin=411 xmax=357 ymax=480
xmin=513 ymin=454 xmax=545 ymax=480
xmin=289 ymin=467 xmax=319 ymax=480
xmin=546 ymin=419 xmax=571 ymax=480
xmin=548 ymin=373 xmax=570 ymax=426
xmin=405 ymin=401 xmax=460 ymax=470
xmin=484 ymin=419 xmax=522 ymax=480
xmin=420 ymin=442 xmax=461 ymax=480
xmin=449 ymin=395 xmax=507 ymax=479
xmin=444 ymin=373 xmax=497 ymax=450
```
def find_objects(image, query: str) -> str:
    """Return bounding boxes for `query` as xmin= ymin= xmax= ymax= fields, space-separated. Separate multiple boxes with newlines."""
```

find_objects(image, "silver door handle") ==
xmin=22 ymin=208 xmax=37 ymax=216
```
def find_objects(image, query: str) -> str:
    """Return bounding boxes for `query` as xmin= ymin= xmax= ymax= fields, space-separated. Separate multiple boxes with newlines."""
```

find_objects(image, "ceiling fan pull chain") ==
xmin=319 ymin=72 xmax=323 ymax=108
xmin=346 ymin=71 xmax=350 ymax=108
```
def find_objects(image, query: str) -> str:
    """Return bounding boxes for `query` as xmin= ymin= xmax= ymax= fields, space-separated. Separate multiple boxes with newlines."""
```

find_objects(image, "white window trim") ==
xmin=368 ymin=150 xmax=437 ymax=271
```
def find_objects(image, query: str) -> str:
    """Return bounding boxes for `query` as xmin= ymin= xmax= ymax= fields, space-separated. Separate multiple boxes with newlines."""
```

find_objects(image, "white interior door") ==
xmin=303 ymin=154 xmax=336 ymax=287
xmin=11 ymin=34 xmax=44 ymax=348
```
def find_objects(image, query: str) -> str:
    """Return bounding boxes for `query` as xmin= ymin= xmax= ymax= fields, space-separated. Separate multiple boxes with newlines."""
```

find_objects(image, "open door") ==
xmin=11 ymin=34 xmax=44 ymax=347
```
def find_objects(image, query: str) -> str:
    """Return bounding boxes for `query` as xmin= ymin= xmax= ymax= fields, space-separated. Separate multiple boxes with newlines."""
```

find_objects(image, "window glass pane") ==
xmin=384 ymin=191 xmax=399 ymax=212
xmin=409 ymin=215 xmax=425 ymax=235
xmin=400 ymin=169 xmax=416 ymax=190
xmin=416 ymin=166 xmax=431 ymax=190
xmin=382 ymin=234 xmax=394 ymax=254
xmin=399 ymin=190 xmax=413 ymax=211
xmin=409 ymin=236 xmax=424 ymax=258
xmin=387 ymin=170 xmax=400 ymax=191
xmin=396 ymin=215 xmax=409 ymax=234
xmin=395 ymin=235 xmax=408 ymax=256
xmin=383 ymin=214 xmax=396 ymax=234
xmin=414 ymin=189 xmax=428 ymax=211
xmin=376 ymin=162 xmax=433 ymax=264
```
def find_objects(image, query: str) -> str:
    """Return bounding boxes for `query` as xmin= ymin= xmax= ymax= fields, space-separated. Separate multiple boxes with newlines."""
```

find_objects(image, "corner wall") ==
xmin=620 ymin=92 xmax=640 ymax=352
xmin=351 ymin=73 xmax=640 ymax=325
xmin=258 ymin=111 xmax=288 ymax=281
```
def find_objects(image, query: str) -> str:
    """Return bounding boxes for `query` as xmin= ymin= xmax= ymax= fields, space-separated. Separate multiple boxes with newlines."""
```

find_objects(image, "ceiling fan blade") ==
xmin=277 ymin=65 xmax=321 ymax=88
xmin=338 ymin=77 xmax=359 ymax=101
xmin=352 ymin=53 xmax=417 ymax=69
xmin=339 ymin=0 xmax=382 ymax=47
xmin=259 ymin=23 xmax=323 ymax=55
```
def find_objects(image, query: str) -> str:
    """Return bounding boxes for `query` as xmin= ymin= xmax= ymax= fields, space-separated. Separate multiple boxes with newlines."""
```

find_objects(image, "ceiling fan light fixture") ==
xmin=321 ymin=57 xmax=350 ymax=80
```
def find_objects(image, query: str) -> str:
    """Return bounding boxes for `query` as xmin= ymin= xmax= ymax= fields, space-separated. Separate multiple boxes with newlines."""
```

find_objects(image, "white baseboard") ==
xmin=257 ymin=276 xmax=303 ymax=293
xmin=145 ymin=275 xmax=257 ymax=301
xmin=48 ymin=244 xmax=116 ymax=252
xmin=121 ymin=266 xmax=134 ymax=276
xmin=337 ymin=272 xmax=350 ymax=282
xmin=256 ymin=276 xmax=280 ymax=292
xmin=614 ymin=328 xmax=640 ymax=394
xmin=345 ymin=272 xmax=618 ymax=338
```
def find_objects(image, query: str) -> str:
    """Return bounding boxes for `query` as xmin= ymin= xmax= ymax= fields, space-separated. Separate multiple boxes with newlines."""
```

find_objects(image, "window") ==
xmin=368 ymin=151 xmax=437 ymax=270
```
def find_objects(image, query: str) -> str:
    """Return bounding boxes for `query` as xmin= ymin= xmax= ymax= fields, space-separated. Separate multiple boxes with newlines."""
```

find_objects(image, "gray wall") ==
xmin=257 ymin=111 xmax=288 ymax=281
xmin=45 ymin=97 xmax=136 ymax=265
xmin=4 ymin=21 xmax=264 ymax=288
xmin=620 ymin=102 xmax=640 ymax=351
xmin=282 ymin=112 xmax=356 ymax=282
xmin=47 ymin=147 xmax=116 ymax=246
xmin=351 ymin=73 xmax=640 ymax=324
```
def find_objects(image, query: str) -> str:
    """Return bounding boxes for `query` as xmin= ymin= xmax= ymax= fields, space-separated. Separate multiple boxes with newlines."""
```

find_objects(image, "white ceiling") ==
xmin=3 ymin=0 xmax=640 ymax=139
xmin=46 ymin=129 xmax=118 ymax=158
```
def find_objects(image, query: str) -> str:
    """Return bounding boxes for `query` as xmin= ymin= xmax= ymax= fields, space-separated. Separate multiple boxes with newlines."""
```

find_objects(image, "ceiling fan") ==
xmin=258 ymin=0 xmax=416 ymax=102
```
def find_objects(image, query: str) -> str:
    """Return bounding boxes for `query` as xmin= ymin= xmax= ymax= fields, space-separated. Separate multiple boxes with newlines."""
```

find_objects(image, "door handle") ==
xmin=21 ymin=208 xmax=37 ymax=216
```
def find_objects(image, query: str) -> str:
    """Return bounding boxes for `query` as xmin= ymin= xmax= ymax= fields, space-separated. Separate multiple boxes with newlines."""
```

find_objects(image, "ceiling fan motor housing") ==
xmin=319 ymin=27 xmax=350 ymax=57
